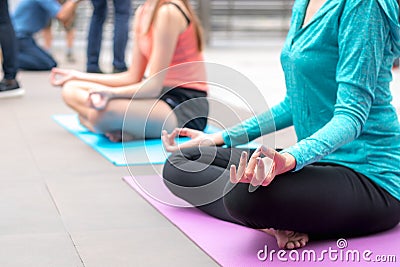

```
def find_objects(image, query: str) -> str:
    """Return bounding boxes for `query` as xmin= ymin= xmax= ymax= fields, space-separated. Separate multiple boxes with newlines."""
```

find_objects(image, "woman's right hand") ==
xmin=162 ymin=128 xmax=223 ymax=152
xmin=50 ymin=68 xmax=80 ymax=86
xmin=87 ymin=89 xmax=114 ymax=110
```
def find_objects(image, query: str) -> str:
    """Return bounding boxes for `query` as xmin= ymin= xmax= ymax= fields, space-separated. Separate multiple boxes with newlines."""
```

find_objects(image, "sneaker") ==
xmin=0 ymin=79 xmax=25 ymax=98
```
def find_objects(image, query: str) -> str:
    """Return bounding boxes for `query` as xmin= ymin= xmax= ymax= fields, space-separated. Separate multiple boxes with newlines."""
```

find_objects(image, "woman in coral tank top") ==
xmin=51 ymin=0 xmax=208 ymax=142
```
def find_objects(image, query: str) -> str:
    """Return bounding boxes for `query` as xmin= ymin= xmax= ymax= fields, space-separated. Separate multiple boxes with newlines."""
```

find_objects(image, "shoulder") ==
xmin=341 ymin=0 xmax=385 ymax=11
xmin=156 ymin=2 xmax=186 ymax=24
xmin=339 ymin=0 xmax=387 ymax=19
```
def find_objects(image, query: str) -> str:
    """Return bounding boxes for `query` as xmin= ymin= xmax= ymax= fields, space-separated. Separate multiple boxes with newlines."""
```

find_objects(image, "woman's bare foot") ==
xmin=105 ymin=131 xmax=136 ymax=142
xmin=260 ymin=228 xmax=309 ymax=250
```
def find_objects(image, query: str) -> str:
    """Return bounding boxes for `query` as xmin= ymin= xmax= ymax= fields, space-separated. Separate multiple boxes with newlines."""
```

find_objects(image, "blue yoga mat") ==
xmin=53 ymin=114 xmax=260 ymax=166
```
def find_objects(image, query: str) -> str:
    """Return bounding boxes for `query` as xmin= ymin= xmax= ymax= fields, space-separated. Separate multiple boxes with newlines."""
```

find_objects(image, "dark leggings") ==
xmin=0 ymin=0 xmax=18 ymax=80
xmin=163 ymin=146 xmax=400 ymax=239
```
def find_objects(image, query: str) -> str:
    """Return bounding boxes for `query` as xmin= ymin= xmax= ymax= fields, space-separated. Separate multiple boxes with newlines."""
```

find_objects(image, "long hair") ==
xmin=144 ymin=0 xmax=204 ymax=51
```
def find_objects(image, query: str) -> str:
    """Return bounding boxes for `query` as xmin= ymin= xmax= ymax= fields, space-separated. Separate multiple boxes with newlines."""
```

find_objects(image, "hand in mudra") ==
xmin=162 ymin=128 xmax=218 ymax=152
xmin=87 ymin=90 xmax=113 ymax=110
xmin=230 ymin=146 xmax=296 ymax=186
xmin=50 ymin=68 xmax=79 ymax=86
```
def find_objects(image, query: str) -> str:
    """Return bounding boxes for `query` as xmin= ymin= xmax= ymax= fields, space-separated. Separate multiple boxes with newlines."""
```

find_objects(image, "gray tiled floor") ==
xmin=1 ymin=37 xmax=399 ymax=267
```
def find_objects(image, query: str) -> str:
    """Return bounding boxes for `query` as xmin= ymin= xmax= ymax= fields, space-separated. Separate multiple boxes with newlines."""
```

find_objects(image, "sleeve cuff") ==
xmin=281 ymin=147 xmax=305 ymax=172
xmin=221 ymin=131 xmax=232 ymax=148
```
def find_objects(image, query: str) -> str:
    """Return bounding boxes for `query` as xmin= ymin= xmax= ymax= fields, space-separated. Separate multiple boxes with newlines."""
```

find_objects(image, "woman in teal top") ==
xmin=162 ymin=0 xmax=400 ymax=249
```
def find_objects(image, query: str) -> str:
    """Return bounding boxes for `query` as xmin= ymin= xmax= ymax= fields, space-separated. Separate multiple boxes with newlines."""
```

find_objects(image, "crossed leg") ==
xmin=163 ymin=146 xmax=400 ymax=249
xmin=62 ymin=80 xmax=178 ymax=141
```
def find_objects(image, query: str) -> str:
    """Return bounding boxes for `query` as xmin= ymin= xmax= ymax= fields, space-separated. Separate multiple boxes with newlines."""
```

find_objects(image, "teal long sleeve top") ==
xmin=222 ymin=0 xmax=400 ymax=201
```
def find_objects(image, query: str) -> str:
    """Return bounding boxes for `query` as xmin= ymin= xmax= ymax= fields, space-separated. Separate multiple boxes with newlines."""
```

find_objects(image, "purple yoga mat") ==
xmin=123 ymin=175 xmax=400 ymax=266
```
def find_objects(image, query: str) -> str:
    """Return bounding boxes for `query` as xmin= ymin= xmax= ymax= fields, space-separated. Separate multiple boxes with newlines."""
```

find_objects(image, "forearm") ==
xmin=110 ymin=78 xmax=164 ymax=100
xmin=73 ymin=71 xmax=140 ymax=87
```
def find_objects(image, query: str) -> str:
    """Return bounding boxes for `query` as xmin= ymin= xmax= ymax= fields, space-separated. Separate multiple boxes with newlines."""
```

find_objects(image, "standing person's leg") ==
xmin=223 ymin=163 xmax=400 ymax=248
xmin=87 ymin=0 xmax=107 ymax=73
xmin=65 ymin=27 xmax=76 ymax=63
xmin=0 ymin=0 xmax=23 ymax=97
xmin=63 ymin=0 xmax=77 ymax=63
xmin=163 ymin=147 xmax=252 ymax=224
xmin=17 ymin=37 xmax=57 ymax=71
xmin=42 ymin=20 xmax=53 ymax=53
xmin=112 ymin=0 xmax=131 ymax=73
xmin=0 ymin=0 xmax=18 ymax=80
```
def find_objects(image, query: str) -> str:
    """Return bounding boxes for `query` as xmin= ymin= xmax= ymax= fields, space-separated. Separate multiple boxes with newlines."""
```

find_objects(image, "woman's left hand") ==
xmin=230 ymin=146 xmax=296 ymax=186
xmin=50 ymin=68 xmax=80 ymax=86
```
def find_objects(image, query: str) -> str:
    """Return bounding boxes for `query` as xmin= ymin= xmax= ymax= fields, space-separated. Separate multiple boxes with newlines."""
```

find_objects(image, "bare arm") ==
xmin=52 ymin=8 xmax=146 ymax=87
xmin=109 ymin=3 xmax=188 ymax=99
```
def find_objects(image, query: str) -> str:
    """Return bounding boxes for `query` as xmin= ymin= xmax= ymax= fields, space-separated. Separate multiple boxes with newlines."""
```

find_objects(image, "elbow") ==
xmin=141 ymin=78 xmax=164 ymax=98
xmin=334 ymin=100 xmax=371 ymax=139
xmin=142 ymin=87 xmax=162 ymax=99
xmin=334 ymin=111 xmax=365 ymax=139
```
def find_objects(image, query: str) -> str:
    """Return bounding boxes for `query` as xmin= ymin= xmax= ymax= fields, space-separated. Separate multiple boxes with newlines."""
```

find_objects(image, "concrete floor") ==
xmin=1 ymin=38 xmax=399 ymax=267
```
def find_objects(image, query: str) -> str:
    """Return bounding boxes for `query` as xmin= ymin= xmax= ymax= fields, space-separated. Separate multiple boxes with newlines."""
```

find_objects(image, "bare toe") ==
xmin=293 ymin=240 xmax=301 ymax=249
xmin=286 ymin=241 xmax=295 ymax=249
xmin=273 ymin=230 xmax=309 ymax=250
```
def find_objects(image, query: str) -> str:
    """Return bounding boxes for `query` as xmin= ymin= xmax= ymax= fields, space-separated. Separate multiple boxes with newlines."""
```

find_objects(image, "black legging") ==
xmin=163 ymin=146 xmax=400 ymax=239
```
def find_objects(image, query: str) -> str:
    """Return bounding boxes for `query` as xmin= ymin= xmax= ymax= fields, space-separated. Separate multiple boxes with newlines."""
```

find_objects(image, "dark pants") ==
xmin=0 ymin=0 xmax=17 ymax=79
xmin=17 ymin=37 xmax=57 ymax=71
xmin=87 ymin=0 xmax=131 ymax=71
xmin=163 ymin=147 xmax=400 ymax=239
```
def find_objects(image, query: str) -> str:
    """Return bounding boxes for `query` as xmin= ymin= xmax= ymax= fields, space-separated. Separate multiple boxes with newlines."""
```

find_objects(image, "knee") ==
xmin=162 ymin=152 xmax=190 ymax=200
xmin=223 ymin=184 xmax=275 ymax=228
xmin=61 ymin=81 xmax=76 ymax=106
xmin=162 ymin=148 xmax=204 ymax=187
xmin=114 ymin=6 xmax=131 ymax=17
xmin=162 ymin=151 xmax=186 ymax=185
xmin=92 ymin=1 xmax=107 ymax=16
xmin=61 ymin=81 xmax=81 ymax=106
xmin=223 ymin=184 xmax=250 ymax=218
xmin=114 ymin=0 xmax=131 ymax=16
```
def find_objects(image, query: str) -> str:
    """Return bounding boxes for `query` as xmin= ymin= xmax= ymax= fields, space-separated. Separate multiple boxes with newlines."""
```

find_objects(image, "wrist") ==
xmin=211 ymin=132 xmax=225 ymax=146
xmin=282 ymin=152 xmax=296 ymax=172
xmin=73 ymin=70 xmax=84 ymax=80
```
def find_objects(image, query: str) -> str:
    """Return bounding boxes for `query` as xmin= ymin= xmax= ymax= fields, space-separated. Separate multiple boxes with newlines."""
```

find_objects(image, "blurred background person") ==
xmin=51 ymin=0 xmax=208 ymax=142
xmin=0 ymin=0 xmax=24 ymax=98
xmin=12 ymin=0 xmax=81 ymax=71
xmin=86 ymin=0 xmax=132 ymax=73
xmin=42 ymin=0 xmax=77 ymax=63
